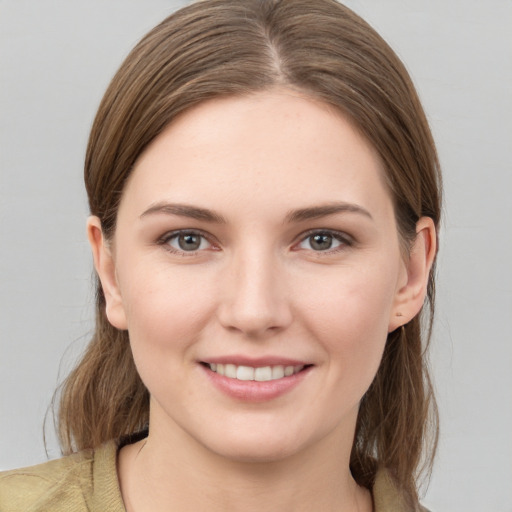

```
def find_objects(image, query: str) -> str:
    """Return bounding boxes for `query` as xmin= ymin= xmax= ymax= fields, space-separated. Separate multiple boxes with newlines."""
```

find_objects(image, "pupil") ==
xmin=179 ymin=233 xmax=201 ymax=251
xmin=311 ymin=233 xmax=332 ymax=250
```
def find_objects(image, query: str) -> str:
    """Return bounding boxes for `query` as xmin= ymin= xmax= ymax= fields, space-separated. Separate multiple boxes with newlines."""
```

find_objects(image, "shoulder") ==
xmin=372 ymin=468 xmax=432 ymax=512
xmin=0 ymin=449 xmax=94 ymax=511
xmin=0 ymin=441 xmax=122 ymax=512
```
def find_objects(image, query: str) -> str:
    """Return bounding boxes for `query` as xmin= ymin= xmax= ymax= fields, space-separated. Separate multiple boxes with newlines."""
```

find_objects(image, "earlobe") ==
xmin=388 ymin=217 xmax=437 ymax=332
xmin=87 ymin=216 xmax=128 ymax=330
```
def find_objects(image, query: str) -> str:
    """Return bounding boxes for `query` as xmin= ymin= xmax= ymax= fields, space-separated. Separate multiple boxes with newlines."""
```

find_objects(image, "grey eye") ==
xmin=310 ymin=233 xmax=333 ymax=250
xmin=298 ymin=232 xmax=344 ymax=251
xmin=167 ymin=232 xmax=210 ymax=252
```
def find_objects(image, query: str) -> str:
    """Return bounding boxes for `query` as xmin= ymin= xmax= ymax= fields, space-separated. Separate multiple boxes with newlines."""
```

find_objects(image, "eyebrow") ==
xmin=285 ymin=202 xmax=373 ymax=223
xmin=140 ymin=201 xmax=372 ymax=224
xmin=140 ymin=202 xmax=227 ymax=223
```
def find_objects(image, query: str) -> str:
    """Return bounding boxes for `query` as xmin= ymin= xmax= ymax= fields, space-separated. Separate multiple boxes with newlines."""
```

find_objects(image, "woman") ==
xmin=0 ymin=0 xmax=441 ymax=510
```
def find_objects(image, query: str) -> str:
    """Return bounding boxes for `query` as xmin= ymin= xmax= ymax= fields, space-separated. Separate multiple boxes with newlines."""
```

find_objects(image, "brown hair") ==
xmin=57 ymin=0 xmax=441 ymax=506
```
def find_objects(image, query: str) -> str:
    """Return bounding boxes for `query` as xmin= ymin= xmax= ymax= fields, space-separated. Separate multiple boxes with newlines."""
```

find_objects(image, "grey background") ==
xmin=1 ymin=1 xmax=511 ymax=510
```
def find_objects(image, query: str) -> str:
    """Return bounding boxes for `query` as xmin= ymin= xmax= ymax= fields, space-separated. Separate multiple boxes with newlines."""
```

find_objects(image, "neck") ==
xmin=118 ymin=412 xmax=372 ymax=512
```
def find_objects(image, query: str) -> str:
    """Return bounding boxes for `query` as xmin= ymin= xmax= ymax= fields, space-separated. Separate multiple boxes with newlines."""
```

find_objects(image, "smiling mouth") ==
xmin=203 ymin=363 xmax=309 ymax=382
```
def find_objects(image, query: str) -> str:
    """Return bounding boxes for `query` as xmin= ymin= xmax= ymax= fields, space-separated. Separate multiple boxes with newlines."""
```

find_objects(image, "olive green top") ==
xmin=0 ymin=441 xmax=419 ymax=511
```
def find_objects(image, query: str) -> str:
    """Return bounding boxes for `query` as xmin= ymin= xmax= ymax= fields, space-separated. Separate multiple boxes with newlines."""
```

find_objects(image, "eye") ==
xmin=297 ymin=231 xmax=349 ymax=252
xmin=162 ymin=230 xmax=213 ymax=253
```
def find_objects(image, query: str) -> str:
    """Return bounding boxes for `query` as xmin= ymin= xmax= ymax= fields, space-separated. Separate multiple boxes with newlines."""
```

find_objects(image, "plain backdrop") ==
xmin=1 ymin=1 xmax=511 ymax=511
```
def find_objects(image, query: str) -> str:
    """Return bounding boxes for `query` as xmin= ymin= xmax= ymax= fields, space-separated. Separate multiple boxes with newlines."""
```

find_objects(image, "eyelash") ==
xmin=157 ymin=229 xmax=217 ymax=256
xmin=156 ymin=229 xmax=353 ymax=256
xmin=293 ymin=229 xmax=353 ymax=254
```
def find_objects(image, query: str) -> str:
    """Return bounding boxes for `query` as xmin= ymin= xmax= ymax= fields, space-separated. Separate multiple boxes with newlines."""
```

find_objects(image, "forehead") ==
xmin=119 ymin=89 xmax=393 ymax=223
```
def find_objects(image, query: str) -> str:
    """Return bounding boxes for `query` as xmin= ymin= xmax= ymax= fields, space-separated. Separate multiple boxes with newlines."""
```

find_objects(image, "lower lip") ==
xmin=201 ymin=365 xmax=312 ymax=402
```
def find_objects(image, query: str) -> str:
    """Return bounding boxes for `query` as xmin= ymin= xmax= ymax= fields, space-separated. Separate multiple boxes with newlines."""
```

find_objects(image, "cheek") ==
xmin=300 ymin=260 xmax=397 ymax=329
xmin=118 ymin=265 xmax=218 ymax=368
xmin=296 ymin=261 xmax=398 ymax=379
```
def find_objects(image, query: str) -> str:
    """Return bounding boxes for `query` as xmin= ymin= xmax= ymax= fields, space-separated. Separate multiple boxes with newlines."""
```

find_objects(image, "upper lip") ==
xmin=200 ymin=355 xmax=312 ymax=367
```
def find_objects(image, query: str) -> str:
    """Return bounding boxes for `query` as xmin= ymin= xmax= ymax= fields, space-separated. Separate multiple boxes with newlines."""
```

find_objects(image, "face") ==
xmin=92 ymin=90 xmax=422 ymax=463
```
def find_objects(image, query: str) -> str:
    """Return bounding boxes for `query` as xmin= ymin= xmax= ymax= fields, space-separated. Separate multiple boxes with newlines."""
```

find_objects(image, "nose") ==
xmin=217 ymin=250 xmax=293 ymax=338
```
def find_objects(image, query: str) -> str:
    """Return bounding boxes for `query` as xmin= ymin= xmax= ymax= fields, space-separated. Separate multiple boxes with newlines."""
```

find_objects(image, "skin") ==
xmin=89 ymin=89 xmax=436 ymax=512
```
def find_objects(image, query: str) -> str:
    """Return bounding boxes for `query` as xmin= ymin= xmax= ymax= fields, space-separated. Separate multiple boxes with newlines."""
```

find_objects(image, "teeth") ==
xmin=254 ymin=366 xmax=272 ymax=381
xmin=236 ymin=366 xmax=254 ymax=380
xmin=208 ymin=363 xmax=304 ymax=381
xmin=271 ymin=366 xmax=284 ymax=379
xmin=225 ymin=364 xmax=237 ymax=378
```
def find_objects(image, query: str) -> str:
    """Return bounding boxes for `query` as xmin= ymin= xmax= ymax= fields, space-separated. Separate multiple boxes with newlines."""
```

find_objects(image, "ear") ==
xmin=87 ymin=216 xmax=128 ymax=330
xmin=388 ymin=217 xmax=437 ymax=332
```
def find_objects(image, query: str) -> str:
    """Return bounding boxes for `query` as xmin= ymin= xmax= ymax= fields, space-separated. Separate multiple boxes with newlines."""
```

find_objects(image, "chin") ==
xmin=194 ymin=416 xmax=338 ymax=465
xmin=208 ymin=435 xmax=305 ymax=464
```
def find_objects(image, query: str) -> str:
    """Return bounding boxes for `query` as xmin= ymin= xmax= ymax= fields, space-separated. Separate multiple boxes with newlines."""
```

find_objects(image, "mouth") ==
xmin=200 ymin=359 xmax=313 ymax=401
xmin=202 ymin=362 xmax=309 ymax=382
